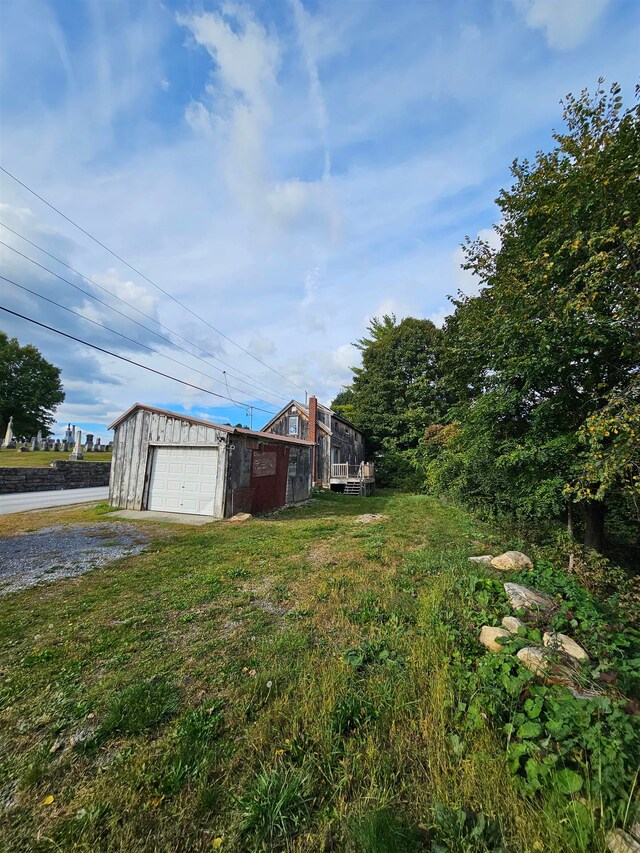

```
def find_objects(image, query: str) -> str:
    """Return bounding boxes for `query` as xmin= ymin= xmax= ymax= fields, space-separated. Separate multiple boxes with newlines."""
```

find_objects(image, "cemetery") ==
xmin=0 ymin=418 xmax=112 ymax=493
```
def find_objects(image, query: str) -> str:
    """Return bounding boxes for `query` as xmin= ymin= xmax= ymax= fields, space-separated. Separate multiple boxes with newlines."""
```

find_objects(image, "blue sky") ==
xmin=1 ymin=0 xmax=638 ymax=441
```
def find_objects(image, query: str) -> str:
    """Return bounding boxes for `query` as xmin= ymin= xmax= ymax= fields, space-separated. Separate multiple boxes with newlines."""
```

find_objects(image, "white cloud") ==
xmin=290 ymin=0 xmax=331 ymax=180
xmin=513 ymin=0 xmax=610 ymax=50
xmin=428 ymin=308 xmax=449 ymax=328
xmin=177 ymin=4 xmax=280 ymax=211
xmin=453 ymin=227 xmax=502 ymax=298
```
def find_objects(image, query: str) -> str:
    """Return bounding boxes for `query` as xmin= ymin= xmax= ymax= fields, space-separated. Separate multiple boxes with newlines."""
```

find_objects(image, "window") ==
xmin=288 ymin=415 xmax=299 ymax=435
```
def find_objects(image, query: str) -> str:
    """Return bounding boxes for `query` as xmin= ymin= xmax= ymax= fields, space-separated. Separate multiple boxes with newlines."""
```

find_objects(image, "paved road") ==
xmin=0 ymin=487 xmax=109 ymax=516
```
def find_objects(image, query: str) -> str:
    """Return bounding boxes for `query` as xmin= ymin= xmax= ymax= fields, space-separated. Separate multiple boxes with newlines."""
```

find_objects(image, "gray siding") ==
xmin=108 ymin=409 xmax=228 ymax=512
xmin=267 ymin=405 xmax=310 ymax=441
xmin=330 ymin=416 xmax=365 ymax=467
xmin=109 ymin=407 xmax=312 ymax=516
xmin=224 ymin=434 xmax=312 ymax=516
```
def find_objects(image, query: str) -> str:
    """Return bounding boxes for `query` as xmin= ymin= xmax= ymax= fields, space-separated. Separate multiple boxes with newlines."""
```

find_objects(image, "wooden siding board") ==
xmin=111 ymin=407 xmax=311 ymax=516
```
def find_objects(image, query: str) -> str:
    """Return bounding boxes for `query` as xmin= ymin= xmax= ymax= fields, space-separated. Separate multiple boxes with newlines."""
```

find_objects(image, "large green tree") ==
xmin=433 ymin=82 xmax=640 ymax=550
xmin=333 ymin=315 xmax=446 ymax=486
xmin=0 ymin=332 xmax=65 ymax=440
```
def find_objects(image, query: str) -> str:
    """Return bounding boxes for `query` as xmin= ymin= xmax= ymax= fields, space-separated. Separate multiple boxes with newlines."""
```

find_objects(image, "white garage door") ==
xmin=147 ymin=447 xmax=219 ymax=516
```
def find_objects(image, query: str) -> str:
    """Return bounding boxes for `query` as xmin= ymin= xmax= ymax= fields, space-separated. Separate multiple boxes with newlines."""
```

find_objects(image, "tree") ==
xmin=333 ymin=315 xmax=447 ymax=486
xmin=0 ymin=332 xmax=65 ymax=440
xmin=436 ymin=82 xmax=640 ymax=550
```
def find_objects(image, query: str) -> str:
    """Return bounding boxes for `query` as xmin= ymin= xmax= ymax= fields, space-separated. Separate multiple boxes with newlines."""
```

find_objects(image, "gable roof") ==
xmin=108 ymin=404 xmax=314 ymax=446
xmin=261 ymin=399 xmax=362 ymax=436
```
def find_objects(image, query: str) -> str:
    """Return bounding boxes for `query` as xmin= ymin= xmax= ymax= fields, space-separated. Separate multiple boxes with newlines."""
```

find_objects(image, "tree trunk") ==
xmin=583 ymin=501 xmax=605 ymax=552
xmin=567 ymin=503 xmax=575 ymax=570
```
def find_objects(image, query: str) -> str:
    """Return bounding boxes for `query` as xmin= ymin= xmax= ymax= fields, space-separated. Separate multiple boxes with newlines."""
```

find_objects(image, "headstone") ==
xmin=64 ymin=423 xmax=73 ymax=444
xmin=31 ymin=436 xmax=38 ymax=451
xmin=71 ymin=425 xmax=76 ymax=443
xmin=8 ymin=438 xmax=16 ymax=449
xmin=70 ymin=430 xmax=84 ymax=460
xmin=62 ymin=440 xmax=69 ymax=453
xmin=1 ymin=416 xmax=14 ymax=449
xmin=54 ymin=439 xmax=61 ymax=451
xmin=94 ymin=437 xmax=101 ymax=450
xmin=85 ymin=433 xmax=94 ymax=452
xmin=36 ymin=429 xmax=43 ymax=451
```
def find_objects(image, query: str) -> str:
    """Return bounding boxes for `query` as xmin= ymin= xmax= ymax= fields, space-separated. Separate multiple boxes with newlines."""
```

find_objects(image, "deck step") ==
xmin=343 ymin=482 xmax=362 ymax=496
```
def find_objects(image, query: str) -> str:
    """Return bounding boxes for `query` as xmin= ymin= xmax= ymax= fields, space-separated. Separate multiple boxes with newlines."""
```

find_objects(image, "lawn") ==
xmin=0 ymin=491 xmax=637 ymax=852
xmin=0 ymin=451 xmax=112 ymax=467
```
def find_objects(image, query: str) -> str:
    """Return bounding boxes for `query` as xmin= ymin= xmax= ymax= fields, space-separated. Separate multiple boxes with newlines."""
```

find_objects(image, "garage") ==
xmin=107 ymin=404 xmax=313 ymax=518
xmin=147 ymin=447 xmax=219 ymax=516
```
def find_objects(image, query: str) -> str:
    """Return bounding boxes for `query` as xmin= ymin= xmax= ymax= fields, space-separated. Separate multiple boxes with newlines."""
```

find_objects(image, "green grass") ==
xmin=0 ymin=450 xmax=112 ymax=467
xmin=0 ymin=491 xmax=636 ymax=852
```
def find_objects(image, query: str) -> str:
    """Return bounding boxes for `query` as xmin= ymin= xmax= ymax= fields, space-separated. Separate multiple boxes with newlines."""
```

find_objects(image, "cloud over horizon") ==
xmin=1 ymin=0 xmax=637 ymax=438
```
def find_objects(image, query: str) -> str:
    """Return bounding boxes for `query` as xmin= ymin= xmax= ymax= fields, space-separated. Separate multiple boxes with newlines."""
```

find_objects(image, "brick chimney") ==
xmin=308 ymin=395 xmax=318 ymax=485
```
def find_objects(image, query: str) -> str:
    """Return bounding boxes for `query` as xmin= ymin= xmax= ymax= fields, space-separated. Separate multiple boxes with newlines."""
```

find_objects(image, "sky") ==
xmin=1 ymin=0 xmax=638 ymax=441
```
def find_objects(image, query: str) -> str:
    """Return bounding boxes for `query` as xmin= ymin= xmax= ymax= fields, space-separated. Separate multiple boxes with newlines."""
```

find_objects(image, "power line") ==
xmin=0 ymin=238 xmax=286 ymax=407
xmin=0 ymin=228 xmax=291 ymax=404
xmin=1 ymin=274 xmax=278 ymax=413
xmin=1 ymin=165 xmax=308 ymax=394
xmin=0 ymin=303 xmax=277 ymax=415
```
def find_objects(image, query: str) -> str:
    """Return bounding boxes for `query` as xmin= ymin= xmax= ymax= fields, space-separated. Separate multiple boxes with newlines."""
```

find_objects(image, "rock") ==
xmin=228 ymin=513 xmax=252 ymax=523
xmin=606 ymin=829 xmax=640 ymax=853
xmin=502 ymin=616 xmax=525 ymax=633
xmin=354 ymin=513 xmax=389 ymax=524
xmin=517 ymin=647 xmax=548 ymax=677
xmin=504 ymin=582 xmax=555 ymax=615
xmin=543 ymin=632 xmax=589 ymax=661
xmin=479 ymin=625 xmax=511 ymax=652
xmin=491 ymin=551 xmax=533 ymax=571
xmin=468 ymin=555 xmax=494 ymax=565
xmin=517 ymin=647 xmax=582 ymax=688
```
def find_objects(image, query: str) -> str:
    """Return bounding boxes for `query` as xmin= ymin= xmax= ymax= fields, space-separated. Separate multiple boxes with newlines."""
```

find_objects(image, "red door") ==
xmin=250 ymin=446 xmax=289 ymax=513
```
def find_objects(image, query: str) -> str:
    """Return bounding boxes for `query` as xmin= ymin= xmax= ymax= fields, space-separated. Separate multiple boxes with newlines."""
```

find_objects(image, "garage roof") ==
xmin=108 ymin=403 xmax=314 ymax=446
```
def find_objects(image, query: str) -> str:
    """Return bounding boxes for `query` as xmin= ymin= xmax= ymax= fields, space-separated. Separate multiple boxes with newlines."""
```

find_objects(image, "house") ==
xmin=108 ymin=404 xmax=313 ymax=518
xmin=261 ymin=396 xmax=375 ymax=495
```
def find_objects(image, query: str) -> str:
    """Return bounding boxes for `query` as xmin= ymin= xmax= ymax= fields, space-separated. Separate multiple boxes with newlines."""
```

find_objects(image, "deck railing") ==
xmin=331 ymin=462 xmax=375 ymax=480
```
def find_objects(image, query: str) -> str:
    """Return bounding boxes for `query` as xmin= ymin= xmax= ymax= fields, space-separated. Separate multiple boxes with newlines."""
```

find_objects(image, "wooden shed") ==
xmin=108 ymin=404 xmax=313 ymax=518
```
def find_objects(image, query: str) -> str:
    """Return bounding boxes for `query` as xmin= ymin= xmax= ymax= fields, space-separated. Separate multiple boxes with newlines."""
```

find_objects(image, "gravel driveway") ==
xmin=0 ymin=523 xmax=149 ymax=596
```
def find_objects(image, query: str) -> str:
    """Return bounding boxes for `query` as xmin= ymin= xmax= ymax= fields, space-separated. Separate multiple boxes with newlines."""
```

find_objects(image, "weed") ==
xmin=342 ymin=640 xmax=401 ymax=672
xmin=238 ymin=765 xmax=312 ymax=850
xmin=348 ymin=808 xmax=424 ymax=853
xmin=95 ymin=678 xmax=180 ymax=741
xmin=430 ymin=804 xmax=509 ymax=852
xmin=332 ymin=693 xmax=380 ymax=737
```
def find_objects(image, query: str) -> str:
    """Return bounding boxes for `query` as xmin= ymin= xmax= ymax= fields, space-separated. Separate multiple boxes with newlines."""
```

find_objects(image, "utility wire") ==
xmin=0 ymin=239 xmax=286 ymax=408
xmin=1 ymin=166 xmax=308 ymax=394
xmin=0 ymin=304 xmax=277 ymax=415
xmin=1 ymin=274 xmax=278 ymax=413
xmin=0 ymin=229 xmax=290 ymax=404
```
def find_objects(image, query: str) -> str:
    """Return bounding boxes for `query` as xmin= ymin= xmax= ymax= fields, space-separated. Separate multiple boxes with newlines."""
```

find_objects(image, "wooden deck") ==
xmin=329 ymin=462 xmax=375 ymax=496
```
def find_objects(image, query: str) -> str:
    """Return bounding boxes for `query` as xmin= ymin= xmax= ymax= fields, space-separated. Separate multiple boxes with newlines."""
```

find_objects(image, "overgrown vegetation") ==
xmin=333 ymin=82 xmax=639 ymax=559
xmin=1 ymin=491 xmax=638 ymax=851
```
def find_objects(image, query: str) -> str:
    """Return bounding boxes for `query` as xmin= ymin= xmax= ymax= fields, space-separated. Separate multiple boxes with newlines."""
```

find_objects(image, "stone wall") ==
xmin=0 ymin=461 xmax=111 ymax=495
